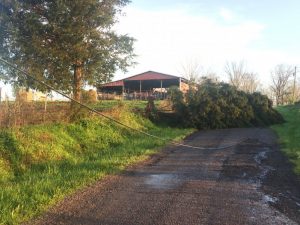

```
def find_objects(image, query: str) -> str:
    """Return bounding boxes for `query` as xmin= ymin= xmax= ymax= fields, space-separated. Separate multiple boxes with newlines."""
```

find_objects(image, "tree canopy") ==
xmin=0 ymin=0 xmax=135 ymax=100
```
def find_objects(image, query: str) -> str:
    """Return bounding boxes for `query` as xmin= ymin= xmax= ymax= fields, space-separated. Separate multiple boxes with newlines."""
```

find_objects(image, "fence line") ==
xmin=0 ymin=101 xmax=70 ymax=127
xmin=98 ymin=91 xmax=168 ymax=101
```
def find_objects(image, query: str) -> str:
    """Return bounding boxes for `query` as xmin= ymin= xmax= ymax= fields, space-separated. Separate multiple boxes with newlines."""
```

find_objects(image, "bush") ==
xmin=169 ymin=79 xmax=284 ymax=129
xmin=144 ymin=97 xmax=158 ymax=121
xmin=81 ymin=89 xmax=97 ymax=104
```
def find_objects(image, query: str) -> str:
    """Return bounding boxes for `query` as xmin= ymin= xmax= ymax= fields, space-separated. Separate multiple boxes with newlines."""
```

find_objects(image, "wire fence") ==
xmin=0 ymin=84 xmax=172 ymax=128
xmin=98 ymin=91 xmax=168 ymax=101
xmin=0 ymin=101 xmax=70 ymax=128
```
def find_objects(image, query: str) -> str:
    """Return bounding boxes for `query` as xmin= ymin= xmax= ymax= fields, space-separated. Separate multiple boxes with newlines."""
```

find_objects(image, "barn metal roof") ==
xmin=101 ymin=71 xmax=186 ymax=87
xmin=101 ymin=80 xmax=124 ymax=87
xmin=125 ymin=71 xmax=180 ymax=81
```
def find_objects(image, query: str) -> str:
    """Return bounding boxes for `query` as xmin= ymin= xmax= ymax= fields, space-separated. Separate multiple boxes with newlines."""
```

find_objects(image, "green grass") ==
xmin=91 ymin=100 xmax=162 ymax=111
xmin=271 ymin=104 xmax=300 ymax=175
xmin=0 ymin=106 xmax=193 ymax=225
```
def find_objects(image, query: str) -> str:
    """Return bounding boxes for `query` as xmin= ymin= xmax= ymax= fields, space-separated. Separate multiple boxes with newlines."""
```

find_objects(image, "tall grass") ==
xmin=272 ymin=104 xmax=300 ymax=174
xmin=92 ymin=100 xmax=158 ymax=111
xmin=0 ymin=105 xmax=193 ymax=225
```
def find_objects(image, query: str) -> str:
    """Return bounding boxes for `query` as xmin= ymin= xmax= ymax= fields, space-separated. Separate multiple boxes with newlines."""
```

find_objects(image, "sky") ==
xmin=1 ymin=0 xmax=300 ymax=98
xmin=114 ymin=0 xmax=300 ymax=86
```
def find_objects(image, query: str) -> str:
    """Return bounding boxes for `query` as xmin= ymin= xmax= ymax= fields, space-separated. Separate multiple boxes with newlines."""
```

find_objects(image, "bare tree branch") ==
xmin=270 ymin=64 xmax=293 ymax=105
xmin=180 ymin=60 xmax=202 ymax=85
xmin=225 ymin=61 xmax=260 ymax=93
xmin=242 ymin=72 xmax=260 ymax=93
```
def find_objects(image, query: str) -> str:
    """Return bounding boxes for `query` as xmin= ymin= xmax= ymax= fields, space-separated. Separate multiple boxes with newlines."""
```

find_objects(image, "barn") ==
xmin=98 ymin=71 xmax=189 ymax=100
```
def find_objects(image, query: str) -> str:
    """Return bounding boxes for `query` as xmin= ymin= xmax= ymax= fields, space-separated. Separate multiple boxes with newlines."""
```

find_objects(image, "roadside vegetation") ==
xmin=92 ymin=100 xmax=160 ymax=111
xmin=272 ymin=104 xmax=300 ymax=174
xmin=0 ymin=104 xmax=193 ymax=225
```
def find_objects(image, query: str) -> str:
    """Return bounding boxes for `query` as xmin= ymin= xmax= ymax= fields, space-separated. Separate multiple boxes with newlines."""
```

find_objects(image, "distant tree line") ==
xmin=181 ymin=60 xmax=300 ymax=106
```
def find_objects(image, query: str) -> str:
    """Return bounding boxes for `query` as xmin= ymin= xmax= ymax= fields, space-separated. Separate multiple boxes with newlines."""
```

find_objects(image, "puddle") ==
xmin=260 ymin=165 xmax=274 ymax=179
xmin=263 ymin=194 xmax=278 ymax=204
xmin=248 ymin=204 xmax=298 ymax=225
xmin=254 ymin=148 xmax=269 ymax=164
xmin=253 ymin=147 xmax=275 ymax=187
xmin=144 ymin=174 xmax=181 ymax=189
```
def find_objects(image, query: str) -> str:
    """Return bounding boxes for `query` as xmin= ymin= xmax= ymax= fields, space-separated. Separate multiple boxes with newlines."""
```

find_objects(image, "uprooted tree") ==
xmin=0 ymin=0 xmax=135 ymax=102
xmin=168 ymin=79 xmax=284 ymax=129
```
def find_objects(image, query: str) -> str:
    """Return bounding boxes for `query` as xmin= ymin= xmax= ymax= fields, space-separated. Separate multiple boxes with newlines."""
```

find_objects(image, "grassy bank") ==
xmin=92 ymin=100 xmax=161 ymax=111
xmin=0 ymin=105 xmax=193 ymax=225
xmin=272 ymin=104 xmax=300 ymax=174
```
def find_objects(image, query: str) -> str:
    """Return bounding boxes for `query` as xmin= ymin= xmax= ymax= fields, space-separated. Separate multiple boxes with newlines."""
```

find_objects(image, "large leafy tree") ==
xmin=0 ymin=0 xmax=135 ymax=101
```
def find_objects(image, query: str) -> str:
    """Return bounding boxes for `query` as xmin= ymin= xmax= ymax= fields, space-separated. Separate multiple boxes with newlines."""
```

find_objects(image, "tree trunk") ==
xmin=73 ymin=62 xmax=83 ymax=102
xmin=70 ymin=62 xmax=84 ymax=120
xmin=277 ymin=92 xmax=281 ymax=105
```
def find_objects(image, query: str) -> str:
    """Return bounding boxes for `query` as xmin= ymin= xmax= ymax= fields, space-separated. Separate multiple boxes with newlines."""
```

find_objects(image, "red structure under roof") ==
xmin=101 ymin=71 xmax=184 ymax=87
xmin=98 ymin=71 xmax=189 ymax=100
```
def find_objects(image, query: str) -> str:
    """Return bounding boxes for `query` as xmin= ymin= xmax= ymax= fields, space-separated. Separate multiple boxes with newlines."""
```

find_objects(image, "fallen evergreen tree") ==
xmin=168 ymin=79 xmax=284 ymax=129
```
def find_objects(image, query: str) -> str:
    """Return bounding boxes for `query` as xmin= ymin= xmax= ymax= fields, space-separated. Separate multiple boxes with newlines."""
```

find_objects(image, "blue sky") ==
xmin=115 ymin=0 xmax=300 ymax=85
xmin=132 ymin=0 xmax=300 ymax=51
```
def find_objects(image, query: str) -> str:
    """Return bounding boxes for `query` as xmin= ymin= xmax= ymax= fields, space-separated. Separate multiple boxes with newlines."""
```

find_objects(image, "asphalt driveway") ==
xmin=31 ymin=128 xmax=300 ymax=225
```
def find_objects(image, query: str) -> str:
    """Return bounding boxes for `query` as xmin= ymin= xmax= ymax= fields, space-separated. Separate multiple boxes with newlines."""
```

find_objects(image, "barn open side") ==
xmin=98 ymin=71 xmax=189 ymax=100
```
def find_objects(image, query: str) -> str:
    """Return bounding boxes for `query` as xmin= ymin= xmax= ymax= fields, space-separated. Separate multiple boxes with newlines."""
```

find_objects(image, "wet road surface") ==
xmin=32 ymin=128 xmax=300 ymax=225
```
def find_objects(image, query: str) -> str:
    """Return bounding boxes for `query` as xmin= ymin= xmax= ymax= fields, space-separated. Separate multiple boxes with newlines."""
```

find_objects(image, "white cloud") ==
xmin=219 ymin=8 xmax=235 ymax=21
xmin=114 ymin=6 xmax=300 ymax=86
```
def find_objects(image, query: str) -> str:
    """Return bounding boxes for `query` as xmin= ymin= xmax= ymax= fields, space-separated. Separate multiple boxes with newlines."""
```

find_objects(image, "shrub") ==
xmin=144 ymin=97 xmax=158 ymax=121
xmin=81 ymin=89 xmax=97 ymax=104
